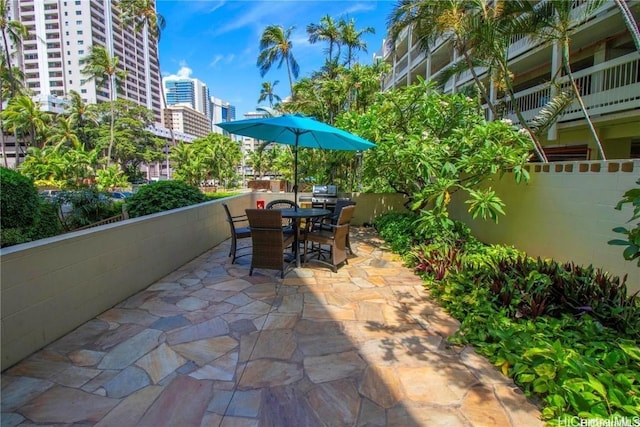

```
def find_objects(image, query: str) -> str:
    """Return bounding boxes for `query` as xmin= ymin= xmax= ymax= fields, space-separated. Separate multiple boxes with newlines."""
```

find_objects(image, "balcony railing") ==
xmin=502 ymin=52 xmax=640 ymax=125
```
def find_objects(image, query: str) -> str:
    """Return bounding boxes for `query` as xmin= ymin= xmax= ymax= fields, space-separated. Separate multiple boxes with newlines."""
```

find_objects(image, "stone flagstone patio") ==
xmin=1 ymin=228 xmax=543 ymax=426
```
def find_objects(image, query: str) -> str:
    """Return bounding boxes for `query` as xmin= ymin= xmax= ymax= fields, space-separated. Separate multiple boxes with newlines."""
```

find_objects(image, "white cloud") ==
xmin=164 ymin=64 xmax=193 ymax=80
xmin=209 ymin=54 xmax=236 ymax=68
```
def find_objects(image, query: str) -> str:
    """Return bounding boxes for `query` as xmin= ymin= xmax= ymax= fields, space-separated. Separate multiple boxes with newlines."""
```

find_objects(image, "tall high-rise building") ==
xmin=211 ymin=96 xmax=235 ymax=134
xmin=7 ymin=0 xmax=163 ymax=122
xmin=162 ymin=76 xmax=211 ymax=125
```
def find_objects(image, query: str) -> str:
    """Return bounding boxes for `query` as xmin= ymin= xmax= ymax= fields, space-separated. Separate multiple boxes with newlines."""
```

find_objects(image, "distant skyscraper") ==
xmin=7 ymin=0 xmax=163 ymax=121
xmin=162 ymin=76 xmax=211 ymax=123
xmin=211 ymin=96 xmax=235 ymax=134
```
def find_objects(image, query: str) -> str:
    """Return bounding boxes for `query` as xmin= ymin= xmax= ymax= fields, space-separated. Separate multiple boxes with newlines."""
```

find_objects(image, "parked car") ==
xmin=39 ymin=189 xmax=62 ymax=201
xmin=109 ymin=191 xmax=133 ymax=200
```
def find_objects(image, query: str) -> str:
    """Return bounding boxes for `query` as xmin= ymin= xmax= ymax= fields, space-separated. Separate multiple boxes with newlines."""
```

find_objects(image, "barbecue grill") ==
xmin=311 ymin=184 xmax=338 ymax=209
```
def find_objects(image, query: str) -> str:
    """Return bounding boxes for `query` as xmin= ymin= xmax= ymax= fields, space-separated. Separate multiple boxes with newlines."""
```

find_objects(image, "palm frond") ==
xmin=529 ymin=89 xmax=574 ymax=136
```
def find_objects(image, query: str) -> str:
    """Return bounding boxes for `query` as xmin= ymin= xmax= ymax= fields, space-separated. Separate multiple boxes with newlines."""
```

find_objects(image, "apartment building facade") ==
xmin=163 ymin=104 xmax=211 ymax=138
xmin=162 ymin=77 xmax=212 ymax=126
xmin=211 ymin=96 xmax=236 ymax=134
xmin=9 ymin=0 xmax=163 ymax=122
xmin=378 ymin=1 xmax=640 ymax=161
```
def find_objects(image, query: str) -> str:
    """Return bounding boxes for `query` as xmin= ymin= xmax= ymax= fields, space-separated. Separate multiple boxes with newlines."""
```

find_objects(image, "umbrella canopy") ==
xmin=216 ymin=114 xmax=375 ymax=208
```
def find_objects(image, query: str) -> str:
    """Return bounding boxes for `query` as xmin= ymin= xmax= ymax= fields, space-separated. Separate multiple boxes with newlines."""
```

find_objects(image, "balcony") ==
xmin=502 ymin=52 xmax=640 ymax=125
xmin=0 ymin=193 xmax=542 ymax=425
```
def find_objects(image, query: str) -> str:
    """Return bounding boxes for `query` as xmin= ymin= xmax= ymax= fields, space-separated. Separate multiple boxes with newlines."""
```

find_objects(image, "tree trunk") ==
xmin=614 ymin=0 xmax=640 ymax=52
xmin=498 ymin=56 xmax=548 ymax=162
xmin=285 ymin=56 xmax=295 ymax=100
xmin=156 ymin=54 xmax=175 ymax=179
xmin=462 ymin=50 xmax=498 ymax=118
xmin=562 ymin=41 xmax=606 ymax=160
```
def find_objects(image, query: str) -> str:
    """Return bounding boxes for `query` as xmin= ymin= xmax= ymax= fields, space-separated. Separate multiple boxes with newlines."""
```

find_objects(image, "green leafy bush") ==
xmin=126 ymin=181 xmax=207 ymax=218
xmin=0 ymin=167 xmax=40 ymax=229
xmin=609 ymin=178 xmax=640 ymax=265
xmin=374 ymin=212 xmax=420 ymax=255
xmin=56 ymin=188 xmax=120 ymax=230
xmin=0 ymin=168 xmax=62 ymax=247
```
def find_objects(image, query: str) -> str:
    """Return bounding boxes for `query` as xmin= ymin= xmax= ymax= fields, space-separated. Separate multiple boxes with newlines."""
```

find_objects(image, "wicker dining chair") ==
xmin=303 ymin=204 xmax=355 ymax=273
xmin=266 ymin=199 xmax=299 ymax=229
xmin=310 ymin=200 xmax=356 ymax=254
xmin=246 ymin=209 xmax=296 ymax=278
xmin=222 ymin=203 xmax=251 ymax=264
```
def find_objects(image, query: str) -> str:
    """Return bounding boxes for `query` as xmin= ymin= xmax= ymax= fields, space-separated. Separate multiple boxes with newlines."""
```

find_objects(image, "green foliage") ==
xmin=95 ymin=164 xmax=129 ymax=191
xmin=609 ymin=178 xmax=640 ymax=266
xmin=126 ymin=181 xmax=206 ymax=218
xmin=377 ymin=213 xmax=640 ymax=421
xmin=0 ymin=168 xmax=62 ymax=247
xmin=338 ymin=79 xmax=531 ymax=221
xmin=0 ymin=167 xmax=39 ymax=229
xmin=373 ymin=212 xmax=420 ymax=255
xmin=56 ymin=188 xmax=119 ymax=230
xmin=171 ymin=134 xmax=242 ymax=188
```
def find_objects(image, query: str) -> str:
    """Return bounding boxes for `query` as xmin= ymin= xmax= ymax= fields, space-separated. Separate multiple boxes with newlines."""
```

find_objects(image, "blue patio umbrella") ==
xmin=216 ymin=114 xmax=375 ymax=209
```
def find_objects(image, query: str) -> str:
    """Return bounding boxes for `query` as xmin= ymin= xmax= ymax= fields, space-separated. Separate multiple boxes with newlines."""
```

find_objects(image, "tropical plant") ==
xmin=388 ymin=0 xmax=551 ymax=162
xmin=257 ymin=80 xmax=282 ymax=107
xmin=530 ymin=0 xmax=607 ymax=160
xmin=0 ymin=0 xmax=29 ymax=167
xmin=307 ymin=15 xmax=343 ymax=65
xmin=94 ymin=164 xmax=129 ymax=191
xmin=609 ymin=178 xmax=640 ymax=266
xmin=65 ymin=90 xmax=99 ymax=148
xmin=1 ymin=95 xmax=50 ymax=149
xmin=257 ymin=25 xmax=300 ymax=97
xmin=339 ymin=79 xmax=531 ymax=220
xmin=47 ymin=116 xmax=81 ymax=150
xmin=0 ymin=167 xmax=61 ymax=246
xmin=119 ymin=0 xmax=176 ymax=174
xmin=81 ymin=44 xmax=128 ymax=167
xmin=125 ymin=180 xmax=206 ymax=218
xmin=339 ymin=17 xmax=374 ymax=69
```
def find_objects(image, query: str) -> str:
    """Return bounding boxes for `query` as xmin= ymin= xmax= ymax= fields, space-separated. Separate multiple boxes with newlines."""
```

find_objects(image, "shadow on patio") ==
xmin=0 ymin=228 xmax=542 ymax=426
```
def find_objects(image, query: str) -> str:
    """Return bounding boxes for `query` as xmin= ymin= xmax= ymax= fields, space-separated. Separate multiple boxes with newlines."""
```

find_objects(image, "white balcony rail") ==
xmin=502 ymin=52 xmax=640 ymax=125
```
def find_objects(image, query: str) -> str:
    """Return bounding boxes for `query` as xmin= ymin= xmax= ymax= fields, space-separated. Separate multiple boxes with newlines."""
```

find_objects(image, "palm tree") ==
xmin=1 ymin=95 xmax=49 ymax=149
xmin=388 ymin=0 xmax=548 ymax=162
xmin=66 ymin=90 xmax=98 ymax=147
xmin=258 ymin=80 xmax=282 ymax=107
xmin=0 ymin=0 xmax=28 ymax=97
xmin=81 ymin=44 xmax=128 ymax=167
xmin=339 ymin=18 xmax=374 ymax=69
xmin=307 ymin=15 xmax=343 ymax=64
xmin=530 ymin=0 xmax=607 ymax=160
xmin=1 ymin=0 xmax=29 ymax=167
xmin=119 ymin=0 xmax=176 ymax=176
xmin=614 ymin=0 xmax=640 ymax=52
xmin=47 ymin=116 xmax=81 ymax=150
xmin=257 ymin=25 xmax=300 ymax=98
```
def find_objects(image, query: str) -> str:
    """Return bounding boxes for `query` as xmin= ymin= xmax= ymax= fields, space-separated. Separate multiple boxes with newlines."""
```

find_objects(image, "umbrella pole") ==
xmin=294 ymin=135 xmax=299 ymax=211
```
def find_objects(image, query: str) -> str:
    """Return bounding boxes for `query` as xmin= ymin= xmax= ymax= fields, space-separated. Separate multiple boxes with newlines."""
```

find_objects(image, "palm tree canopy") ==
xmin=307 ymin=15 xmax=342 ymax=63
xmin=257 ymin=25 xmax=300 ymax=80
xmin=258 ymin=80 xmax=282 ymax=107
xmin=339 ymin=18 xmax=374 ymax=67
xmin=119 ymin=0 xmax=166 ymax=40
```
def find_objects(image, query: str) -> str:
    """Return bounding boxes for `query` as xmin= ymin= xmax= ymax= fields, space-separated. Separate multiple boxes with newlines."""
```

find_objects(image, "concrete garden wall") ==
xmin=449 ymin=159 xmax=640 ymax=293
xmin=0 ymin=192 xmax=408 ymax=370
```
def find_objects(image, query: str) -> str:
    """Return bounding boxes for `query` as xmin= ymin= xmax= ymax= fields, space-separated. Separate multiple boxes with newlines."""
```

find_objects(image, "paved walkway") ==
xmin=1 ymin=228 xmax=543 ymax=426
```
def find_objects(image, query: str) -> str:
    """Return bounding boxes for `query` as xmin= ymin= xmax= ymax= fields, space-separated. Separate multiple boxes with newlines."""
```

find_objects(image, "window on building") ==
xmin=75 ymin=10 xmax=81 ymax=15
xmin=78 ymin=49 xmax=84 ymax=54
xmin=81 ymin=89 xmax=87 ymax=94
xmin=78 ymin=40 xmax=83 ymax=45
xmin=76 ymin=20 xmax=82 ymax=25
xmin=77 ymin=30 xmax=83 ymax=35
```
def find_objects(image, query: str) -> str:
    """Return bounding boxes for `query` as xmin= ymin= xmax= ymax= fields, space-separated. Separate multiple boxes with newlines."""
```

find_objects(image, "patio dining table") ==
xmin=280 ymin=207 xmax=331 ymax=268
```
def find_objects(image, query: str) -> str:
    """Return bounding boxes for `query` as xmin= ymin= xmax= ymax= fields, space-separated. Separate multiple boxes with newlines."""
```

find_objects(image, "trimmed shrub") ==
xmin=0 ymin=167 xmax=39 ymax=229
xmin=0 ymin=168 xmax=62 ymax=247
xmin=126 ymin=181 xmax=207 ymax=218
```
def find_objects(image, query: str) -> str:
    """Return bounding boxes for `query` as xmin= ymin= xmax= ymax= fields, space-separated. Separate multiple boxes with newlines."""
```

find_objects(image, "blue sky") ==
xmin=156 ymin=0 xmax=394 ymax=119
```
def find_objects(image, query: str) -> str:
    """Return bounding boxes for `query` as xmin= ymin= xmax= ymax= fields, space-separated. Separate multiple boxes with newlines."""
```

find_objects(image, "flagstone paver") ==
xmin=0 ymin=228 xmax=543 ymax=426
